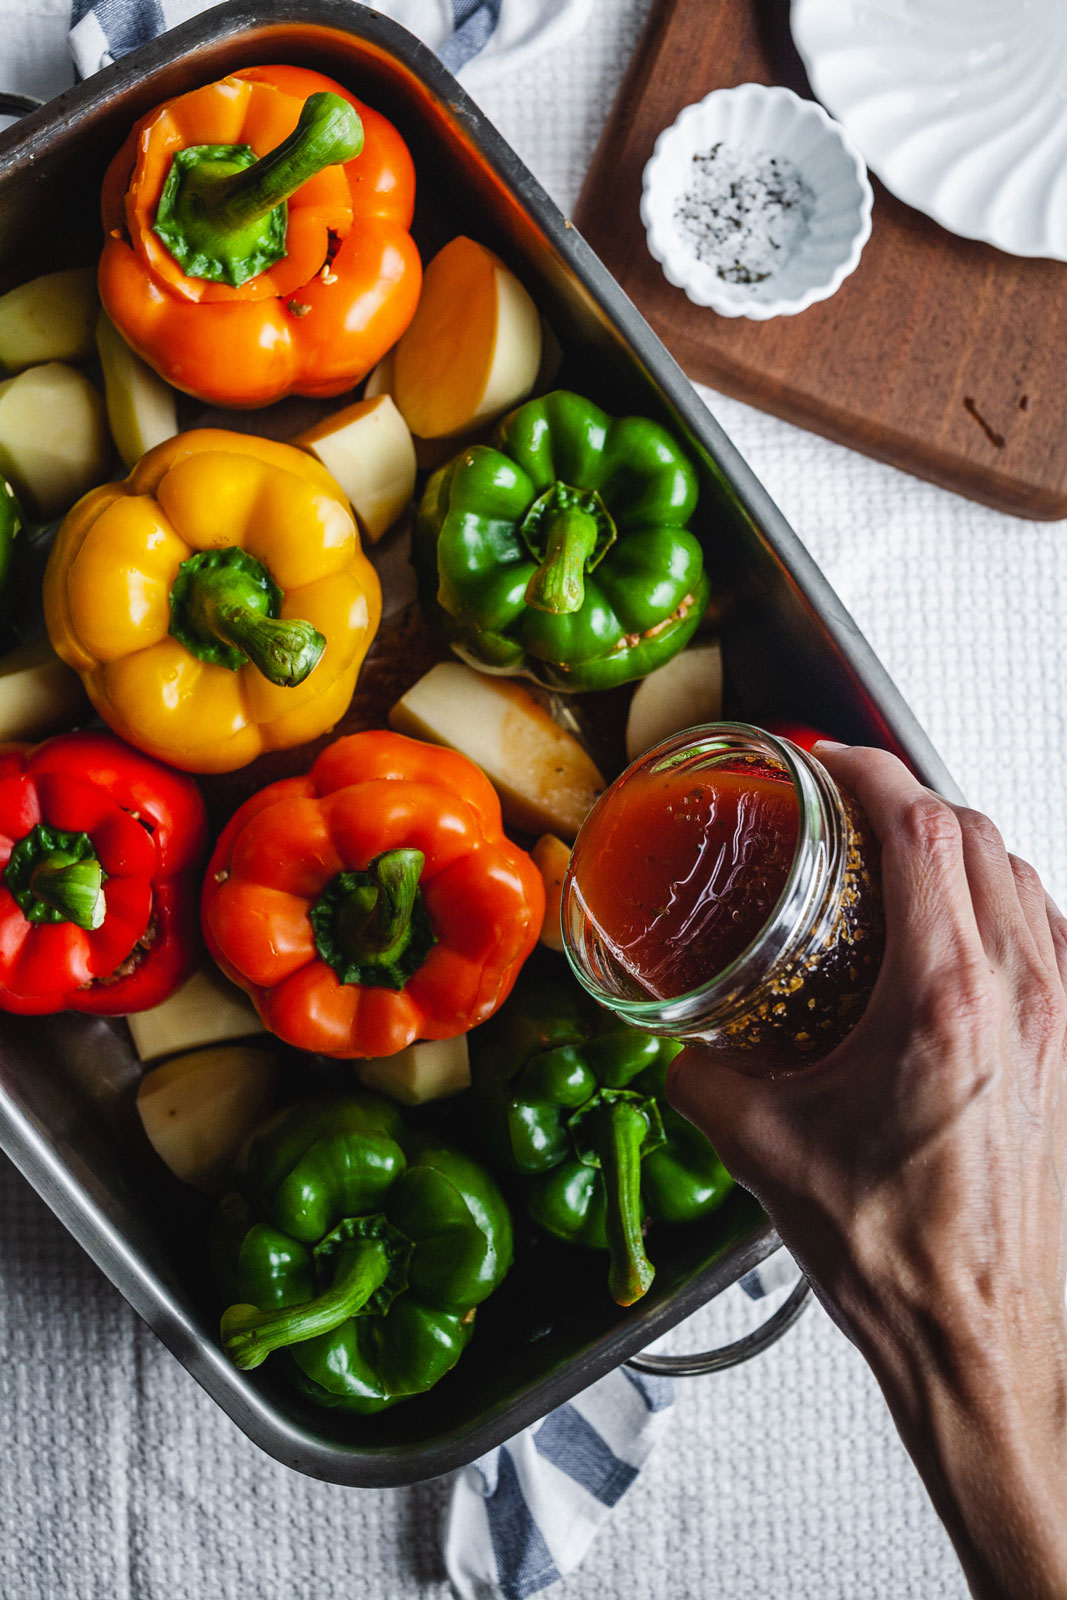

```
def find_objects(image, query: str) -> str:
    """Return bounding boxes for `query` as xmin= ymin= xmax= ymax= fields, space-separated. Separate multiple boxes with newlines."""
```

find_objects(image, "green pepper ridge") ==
xmin=414 ymin=389 xmax=709 ymax=693
xmin=211 ymin=1094 xmax=513 ymax=1413
xmin=469 ymin=963 xmax=735 ymax=1306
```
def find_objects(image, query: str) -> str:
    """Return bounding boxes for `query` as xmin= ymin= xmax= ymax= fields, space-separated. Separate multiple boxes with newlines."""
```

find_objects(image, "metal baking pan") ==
xmin=0 ymin=0 xmax=961 ymax=1487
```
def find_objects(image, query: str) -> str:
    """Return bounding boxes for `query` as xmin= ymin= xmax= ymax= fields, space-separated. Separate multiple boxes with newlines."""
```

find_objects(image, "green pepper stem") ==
xmin=524 ymin=507 xmax=601 ymax=615
xmin=184 ymin=561 xmax=324 ymax=687
xmin=590 ymin=1098 xmax=656 ymax=1307
xmin=335 ymin=849 xmax=425 ymax=968
xmin=28 ymin=852 xmax=105 ymax=931
xmin=211 ymin=599 xmax=325 ymax=687
xmin=153 ymin=92 xmax=364 ymax=287
xmin=221 ymin=1237 xmax=391 ymax=1370
xmin=210 ymin=92 xmax=364 ymax=233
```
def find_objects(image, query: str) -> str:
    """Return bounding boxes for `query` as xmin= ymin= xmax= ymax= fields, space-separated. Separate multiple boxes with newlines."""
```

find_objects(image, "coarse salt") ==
xmin=673 ymin=142 xmax=815 ymax=286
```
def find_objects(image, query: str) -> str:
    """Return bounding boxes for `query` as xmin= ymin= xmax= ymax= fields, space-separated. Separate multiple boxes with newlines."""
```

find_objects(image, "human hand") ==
xmin=667 ymin=743 xmax=1067 ymax=1600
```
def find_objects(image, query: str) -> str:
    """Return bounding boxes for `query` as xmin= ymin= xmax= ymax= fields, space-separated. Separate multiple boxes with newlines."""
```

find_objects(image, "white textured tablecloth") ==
xmin=4 ymin=2 xmax=1066 ymax=1595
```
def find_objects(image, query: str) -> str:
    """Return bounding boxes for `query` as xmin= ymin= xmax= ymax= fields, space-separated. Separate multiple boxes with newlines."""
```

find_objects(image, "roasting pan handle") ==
xmin=0 ymin=93 xmax=43 ymax=117
xmin=625 ymin=1274 xmax=812 ymax=1376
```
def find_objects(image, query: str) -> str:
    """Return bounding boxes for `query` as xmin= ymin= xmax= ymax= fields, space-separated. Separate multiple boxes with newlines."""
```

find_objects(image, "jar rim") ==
xmin=560 ymin=722 xmax=837 ymax=1032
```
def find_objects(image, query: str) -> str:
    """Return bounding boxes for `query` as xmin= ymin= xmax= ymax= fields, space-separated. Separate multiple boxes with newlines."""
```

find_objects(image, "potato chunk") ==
xmin=126 ymin=964 xmax=266 ymax=1063
xmin=95 ymin=311 xmax=178 ymax=469
xmin=0 ymin=267 xmax=98 ymax=373
xmin=0 ymin=636 xmax=88 ymax=741
xmin=625 ymin=641 xmax=724 ymax=762
xmin=389 ymin=661 xmax=604 ymax=839
xmin=358 ymin=1036 xmax=471 ymax=1106
xmin=392 ymin=237 xmax=541 ymax=439
xmin=0 ymin=362 xmax=111 ymax=518
xmin=136 ymin=1044 xmax=281 ymax=1192
xmin=296 ymin=394 xmax=416 ymax=542
xmin=531 ymin=834 xmax=571 ymax=953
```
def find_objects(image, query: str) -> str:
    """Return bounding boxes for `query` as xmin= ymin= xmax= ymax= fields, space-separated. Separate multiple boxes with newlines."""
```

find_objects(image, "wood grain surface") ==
xmin=574 ymin=0 xmax=1067 ymax=519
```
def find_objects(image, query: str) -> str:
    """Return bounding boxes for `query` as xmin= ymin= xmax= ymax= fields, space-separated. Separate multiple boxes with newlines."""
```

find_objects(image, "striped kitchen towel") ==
xmin=444 ymin=1257 xmax=794 ymax=1600
xmin=69 ymin=0 xmax=592 ymax=84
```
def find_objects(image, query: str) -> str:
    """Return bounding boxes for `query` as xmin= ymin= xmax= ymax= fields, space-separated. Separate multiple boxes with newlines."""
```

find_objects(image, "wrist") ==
xmin=854 ymin=1284 xmax=1067 ymax=1599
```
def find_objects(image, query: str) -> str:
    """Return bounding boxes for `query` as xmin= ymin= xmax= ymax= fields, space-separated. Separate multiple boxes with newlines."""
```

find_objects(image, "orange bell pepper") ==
xmin=98 ymin=64 xmax=421 ymax=408
xmin=201 ymin=730 xmax=545 ymax=1059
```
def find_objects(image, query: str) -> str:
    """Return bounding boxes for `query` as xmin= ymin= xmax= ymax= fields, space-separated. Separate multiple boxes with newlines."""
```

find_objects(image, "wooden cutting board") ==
xmin=574 ymin=0 xmax=1067 ymax=519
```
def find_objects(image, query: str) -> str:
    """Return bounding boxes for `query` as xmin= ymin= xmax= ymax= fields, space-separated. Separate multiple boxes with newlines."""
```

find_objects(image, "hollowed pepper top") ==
xmin=98 ymin=64 xmax=422 ymax=407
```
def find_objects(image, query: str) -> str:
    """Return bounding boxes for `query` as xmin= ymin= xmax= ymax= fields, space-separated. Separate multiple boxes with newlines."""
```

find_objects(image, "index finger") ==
xmin=811 ymin=742 xmax=982 ymax=985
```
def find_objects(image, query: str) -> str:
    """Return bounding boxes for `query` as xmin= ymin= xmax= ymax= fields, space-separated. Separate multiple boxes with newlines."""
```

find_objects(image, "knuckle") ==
xmin=1009 ymin=853 xmax=1044 ymax=899
xmin=895 ymin=793 xmax=962 ymax=855
xmin=957 ymin=808 xmax=1005 ymax=858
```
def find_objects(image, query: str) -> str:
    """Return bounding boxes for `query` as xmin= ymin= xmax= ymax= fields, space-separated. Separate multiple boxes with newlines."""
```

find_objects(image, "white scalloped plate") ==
xmin=791 ymin=0 xmax=1067 ymax=260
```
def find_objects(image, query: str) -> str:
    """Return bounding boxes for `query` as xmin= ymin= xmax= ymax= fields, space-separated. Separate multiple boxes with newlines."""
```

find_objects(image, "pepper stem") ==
xmin=524 ymin=507 xmax=601 ymax=615
xmin=588 ymin=1098 xmax=656 ymax=1307
xmin=207 ymin=598 xmax=325 ymax=688
xmin=335 ymin=849 xmax=425 ymax=969
xmin=221 ymin=1237 xmax=390 ymax=1370
xmin=170 ymin=547 xmax=325 ymax=686
xmin=28 ymin=852 xmax=105 ymax=931
xmin=212 ymin=93 xmax=364 ymax=232
xmin=153 ymin=92 xmax=364 ymax=288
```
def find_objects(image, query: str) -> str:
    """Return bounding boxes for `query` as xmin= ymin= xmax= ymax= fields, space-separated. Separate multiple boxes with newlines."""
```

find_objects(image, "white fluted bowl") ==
xmin=639 ymin=83 xmax=873 ymax=320
xmin=791 ymin=0 xmax=1067 ymax=260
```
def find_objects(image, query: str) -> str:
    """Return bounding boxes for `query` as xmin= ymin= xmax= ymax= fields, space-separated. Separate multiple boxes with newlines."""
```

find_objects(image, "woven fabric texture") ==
xmin=4 ymin=0 xmax=1065 ymax=1595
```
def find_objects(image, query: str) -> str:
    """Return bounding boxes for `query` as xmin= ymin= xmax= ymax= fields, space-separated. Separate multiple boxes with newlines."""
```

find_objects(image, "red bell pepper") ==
xmin=764 ymin=722 xmax=833 ymax=752
xmin=0 ymin=732 xmax=207 ymax=1015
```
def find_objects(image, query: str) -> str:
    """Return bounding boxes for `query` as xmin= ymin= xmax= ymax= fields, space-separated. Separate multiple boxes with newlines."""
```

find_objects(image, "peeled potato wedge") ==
xmin=95 ymin=310 xmax=178 ymax=470
xmin=363 ymin=351 xmax=394 ymax=401
xmin=0 ymin=267 xmax=98 ymax=373
xmin=126 ymin=964 xmax=266 ymax=1063
xmin=358 ymin=1035 xmax=470 ymax=1106
xmin=532 ymin=834 xmax=571 ymax=953
xmin=625 ymin=641 xmax=724 ymax=763
xmin=0 ymin=362 xmax=111 ymax=519
xmin=136 ymin=1044 xmax=281 ymax=1192
xmin=0 ymin=635 xmax=88 ymax=741
xmin=363 ymin=350 xmax=481 ymax=470
xmin=391 ymin=236 xmax=541 ymax=439
xmin=296 ymin=393 xmax=416 ymax=542
xmin=389 ymin=660 xmax=604 ymax=839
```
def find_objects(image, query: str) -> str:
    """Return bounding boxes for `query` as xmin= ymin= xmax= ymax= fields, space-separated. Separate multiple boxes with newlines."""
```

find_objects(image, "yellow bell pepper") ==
xmin=44 ymin=430 xmax=381 ymax=773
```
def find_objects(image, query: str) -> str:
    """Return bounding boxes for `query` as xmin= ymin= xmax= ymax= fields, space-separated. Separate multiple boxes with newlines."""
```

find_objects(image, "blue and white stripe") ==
xmin=446 ymin=1258 xmax=793 ymax=1600
xmin=445 ymin=1366 xmax=674 ymax=1600
xmin=68 ymin=0 xmax=584 ymax=83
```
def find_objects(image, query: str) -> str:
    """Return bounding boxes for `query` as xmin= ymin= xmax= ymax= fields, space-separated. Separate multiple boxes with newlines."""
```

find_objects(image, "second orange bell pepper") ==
xmin=98 ymin=64 xmax=422 ymax=407
xmin=201 ymin=730 xmax=545 ymax=1059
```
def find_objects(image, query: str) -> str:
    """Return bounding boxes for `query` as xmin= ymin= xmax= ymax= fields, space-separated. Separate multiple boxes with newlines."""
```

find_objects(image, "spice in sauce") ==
xmin=564 ymin=738 xmax=884 ymax=1071
xmin=673 ymin=142 xmax=815 ymax=286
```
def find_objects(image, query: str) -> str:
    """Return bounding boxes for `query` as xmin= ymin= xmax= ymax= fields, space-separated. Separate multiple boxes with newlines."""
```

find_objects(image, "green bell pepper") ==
xmin=211 ymin=1092 xmax=513 ymax=1414
xmin=413 ymin=390 xmax=710 ymax=692
xmin=469 ymin=966 xmax=733 ymax=1306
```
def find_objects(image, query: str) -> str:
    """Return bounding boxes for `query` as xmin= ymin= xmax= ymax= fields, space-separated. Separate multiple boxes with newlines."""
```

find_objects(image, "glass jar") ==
xmin=560 ymin=723 xmax=884 ymax=1075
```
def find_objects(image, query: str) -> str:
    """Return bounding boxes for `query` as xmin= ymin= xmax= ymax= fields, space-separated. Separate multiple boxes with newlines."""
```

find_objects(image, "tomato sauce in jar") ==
xmin=562 ymin=725 xmax=884 ymax=1073
xmin=571 ymin=762 xmax=799 ymax=1000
